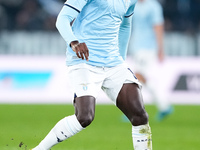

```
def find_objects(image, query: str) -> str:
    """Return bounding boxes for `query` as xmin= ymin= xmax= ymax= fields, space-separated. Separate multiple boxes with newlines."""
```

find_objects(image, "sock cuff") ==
xmin=64 ymin=114 xmax=84 ymax=133
xmin=132 ymin=123 xmax=151 ymax=136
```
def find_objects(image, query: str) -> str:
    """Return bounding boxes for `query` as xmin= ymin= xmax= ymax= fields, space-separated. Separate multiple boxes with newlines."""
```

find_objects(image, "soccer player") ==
xmin=31 ymin=0 xmax=153 ymax=150
xmin=128 ymin=0 xmax=173 ymax=121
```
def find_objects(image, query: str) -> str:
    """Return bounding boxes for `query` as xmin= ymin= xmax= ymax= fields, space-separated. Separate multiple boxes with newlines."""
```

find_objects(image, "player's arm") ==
xmin=154 ymin=24 xmax=164 ymax=62
xmin=118 ymin=2 xmax=136 ymax=60
xmin=56 ymin=0 xmax=89 ymax=61
xmin=152 ymin=2 xmax=165 ymax=62
xmin=118 ymin=16 xmax=132 ymax=60
xmin=56 ymin=5 xmax=78 ymax=45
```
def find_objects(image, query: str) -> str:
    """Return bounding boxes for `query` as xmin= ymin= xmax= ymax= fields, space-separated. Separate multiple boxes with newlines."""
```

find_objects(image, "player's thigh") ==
xmin=116 ymin=83 xmax=145 ymax=117
xmin=117 ymin=83 xmax=148 ymax=125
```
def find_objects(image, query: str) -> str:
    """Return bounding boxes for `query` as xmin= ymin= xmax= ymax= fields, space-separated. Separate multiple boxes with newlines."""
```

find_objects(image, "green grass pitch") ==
xmin=0 ymin=104 xmax=200 ymax=150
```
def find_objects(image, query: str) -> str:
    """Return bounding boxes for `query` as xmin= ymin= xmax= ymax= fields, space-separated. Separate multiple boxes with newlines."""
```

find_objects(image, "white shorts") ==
xmin=131 ymin=49 xmax=158 ymax=79
xmin=67 ymin=63 xmax=141 ymax=104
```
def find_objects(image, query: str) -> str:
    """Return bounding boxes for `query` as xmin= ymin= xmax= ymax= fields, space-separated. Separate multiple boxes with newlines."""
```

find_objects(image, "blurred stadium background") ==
xmin=0 ymin=0 xmax=200 ymax=150
xmin=0 ymin=0 xmax=200 ymax=104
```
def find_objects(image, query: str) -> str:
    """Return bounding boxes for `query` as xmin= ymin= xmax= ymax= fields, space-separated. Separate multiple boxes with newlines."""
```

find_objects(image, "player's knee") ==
xmin=131 ymin=111 xmax=149 ymax=126
xmin=77 ymin=114 xmax=94 ymax=128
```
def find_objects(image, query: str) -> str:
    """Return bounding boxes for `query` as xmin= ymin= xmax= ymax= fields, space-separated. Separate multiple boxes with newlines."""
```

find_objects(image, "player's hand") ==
xmin=71 ymin=41 xmax=89 ymax=61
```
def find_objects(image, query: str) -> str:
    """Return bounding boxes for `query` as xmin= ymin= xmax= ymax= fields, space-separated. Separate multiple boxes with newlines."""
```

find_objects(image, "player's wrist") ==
xmin=70 ymin=41 xmax=79 ymax=52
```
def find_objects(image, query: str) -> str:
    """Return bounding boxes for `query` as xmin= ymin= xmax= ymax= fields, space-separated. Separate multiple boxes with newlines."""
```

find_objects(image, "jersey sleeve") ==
xmin=56 ymin=0 xmax=89 ymax=46
xmin=64 ymin=0 xmax=88 ymax=13
xmin=152 ymin=2 xmax=164 ymax=25
xmin=124 ymin=0 xmax=137 ymax=18
xmin=118 ymin=16 xmax=132 ymax=60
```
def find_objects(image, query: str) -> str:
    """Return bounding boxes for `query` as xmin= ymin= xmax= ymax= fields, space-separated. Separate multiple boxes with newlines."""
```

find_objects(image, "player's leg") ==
xmin=32 ymin=96 xmax=95 ymax=150
xmin=117 ymin=83 xmax=152 ymax=150
xmin=32 ymin=64 xmax=99 ymax=150
xmin=117 ymin=83 xmax=147 ymax=126
xmin=74 ymin=96 xmax=96 ymax=127
xmin=135 ymin=50 xmax=172 ymax=121
xmin=102 ymin=64 xmax=152 ymax=150
xmin=146 ymin=74 xmax=173 ymax=121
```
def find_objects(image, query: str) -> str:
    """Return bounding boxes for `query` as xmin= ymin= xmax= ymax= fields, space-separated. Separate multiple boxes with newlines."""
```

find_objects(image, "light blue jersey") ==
xmin=57 ymin=0 xmax=137 ymax=67
xmin=130 ymin=0 xmax=164 ymax=52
